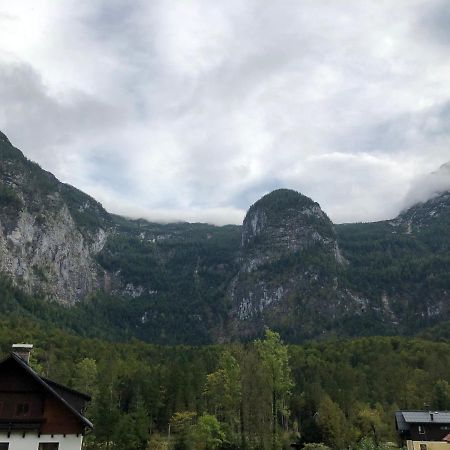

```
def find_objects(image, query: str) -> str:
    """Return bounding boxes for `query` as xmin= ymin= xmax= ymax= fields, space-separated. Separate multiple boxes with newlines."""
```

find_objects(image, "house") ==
xmin=395 ymin=410 xmax=450 ymax=450
xmin=0 ymin=344 xmax=93 ymax=450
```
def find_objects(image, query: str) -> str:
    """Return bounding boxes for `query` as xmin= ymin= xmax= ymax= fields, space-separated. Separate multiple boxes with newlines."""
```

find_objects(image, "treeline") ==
xmin=2 ymin=319 xmax=450 ymax=450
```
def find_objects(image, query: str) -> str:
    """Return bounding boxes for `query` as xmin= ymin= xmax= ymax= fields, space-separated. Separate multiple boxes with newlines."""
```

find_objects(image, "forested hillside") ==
xmin=1 ymin=320 xmax=450 ymax=450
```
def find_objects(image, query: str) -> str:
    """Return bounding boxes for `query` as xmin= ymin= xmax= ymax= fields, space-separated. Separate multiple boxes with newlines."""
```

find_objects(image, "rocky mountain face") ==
xmin=0 ymin=131 xmax=110 ymax=304
xmin=335 ymin=188 xmax=450 ymax=336
xmin=225 ymin=190 xmax=365 ymax=341
xmin=396 ymin=191 xmax=450 ymax=234
xmin=0 ymin=131 xmax=450 ymax=343
xmin=224 ymin=184 xmax=450 ymax=341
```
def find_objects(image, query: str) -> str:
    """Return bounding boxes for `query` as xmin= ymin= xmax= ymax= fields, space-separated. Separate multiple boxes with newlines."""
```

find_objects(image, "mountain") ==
xmin=0 ymin=131 xmax=110 ymax=304
xmin=0 ymin=131 xmax=450 ymax=344
xmin=336 ymin=189 xmax=450 ymax=334
xmin=224 ymin=189 xmax=354 ymax=341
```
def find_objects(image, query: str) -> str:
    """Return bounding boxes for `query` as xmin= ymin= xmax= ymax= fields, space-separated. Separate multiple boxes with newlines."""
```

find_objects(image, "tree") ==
xmin=170 ymin=411 xmax=197 ymax=450
xmin=204 ymin=350 xmax=241 ymax=442
xmin=239 ymin=345 xmax=273 ymax=449
xmin=255 ymin=329 xmax=294 ymax=450
xmin=433 ymin=380 xmax=450 ymax=410
xmin=316 ymin=395 xmax=351 ymax=450
xmin=87 ymin=360 xmax=120 ymax=450
xmin=90 ymin=380 xmax=121 ymax=450
xmin=191 ymin=414 xmax=225 ymax=450
xmin=357 ymin=405 xmax=386 ymax=447
xmin=72 ymin=358 xmax=98 ymax=399
xmin=112 ymin=398 xmax=150 ymax=450
xmin=147 ymin=433 xmax=169 ymax=450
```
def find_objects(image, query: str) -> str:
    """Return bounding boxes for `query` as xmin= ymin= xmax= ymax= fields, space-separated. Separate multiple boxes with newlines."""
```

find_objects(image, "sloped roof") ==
xmin=42 ymin=377 xmax=91 ymax=401
xmin=395 ymin=412 xmax=409 ymax=431
xmin=396 ymin=411 xmax=450 ymax=427
xmin=0 ymin=353 xmax=93 ymax=429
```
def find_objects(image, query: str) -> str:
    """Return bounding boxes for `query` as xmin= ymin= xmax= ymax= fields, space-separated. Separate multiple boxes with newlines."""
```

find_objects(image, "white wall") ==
xmin=0 ymin=432 xmax=83 ymax=450
xmin=407 ymin=440 xmax=450 ymax=450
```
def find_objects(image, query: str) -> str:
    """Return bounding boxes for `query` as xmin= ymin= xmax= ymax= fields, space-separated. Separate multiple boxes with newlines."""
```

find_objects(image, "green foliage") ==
xmin=95 ymin=220 xmax=241 ymax=344
xmin=433 ymin=379 xmax=450 ymax=410
xmin=255 ymin=329 xmax=294 ymax=426
xmin=170 ymin=411 xmax=197 ymax=450
xmin=148 ymin=433 xmax=169 ymax=450
xmin=316 ymin=395 xmax=352 ymax=449
xmin=302 ymin=444 xmax=331 ymax=450
xmin=354 ymin=437 xmax=398 ymax=450
xmin=72 ymin=358 xmax=98 ymax=398
xmin=0 ymin=317 xmax=450 ymax=449
xmin=0 ymin=184 xmax=21 ymax=208
xmin=204 ymin=350 xmax=241 ymax=439
xmin=191 ymin=414 xmax=225 ymax=450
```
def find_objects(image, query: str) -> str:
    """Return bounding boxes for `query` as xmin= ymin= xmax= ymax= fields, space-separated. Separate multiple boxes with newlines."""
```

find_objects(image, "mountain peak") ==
xmin=0 ymin=131 xmax=10 ymax=144
xmin=242 ymin=188 xmax=334 ymax=250
xmin=248 ymin=189 xmax=316 ymax=216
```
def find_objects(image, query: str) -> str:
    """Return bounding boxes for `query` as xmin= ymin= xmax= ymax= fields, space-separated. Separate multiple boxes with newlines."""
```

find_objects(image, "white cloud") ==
xmin=402 ymin=163 xmax=450 ymax=211
xmin=0 ymin=0 xmax=449 ymax=225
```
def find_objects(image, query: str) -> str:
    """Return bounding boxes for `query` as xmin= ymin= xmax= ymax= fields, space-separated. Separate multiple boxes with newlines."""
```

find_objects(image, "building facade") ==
xmin=0 ymin=345 xmax=92 ymax=450
xmin=396 ymin=411 xmax=450 ymax=450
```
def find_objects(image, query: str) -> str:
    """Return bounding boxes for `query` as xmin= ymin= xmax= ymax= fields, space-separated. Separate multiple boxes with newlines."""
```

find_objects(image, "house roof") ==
xmin=395 ymin=412 xmax=408 ymax=432
xmin=0 ymin=352 xmax=93 ymax=429
xmin=42 ymin=377 xmax=91 ymax=401
xmin=396 ymin=411 xmax=450 ymax=431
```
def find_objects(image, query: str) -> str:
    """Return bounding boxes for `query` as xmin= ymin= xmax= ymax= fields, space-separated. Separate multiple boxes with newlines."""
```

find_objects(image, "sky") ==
xmin=0 ymin=1 xmax=449 ymax=225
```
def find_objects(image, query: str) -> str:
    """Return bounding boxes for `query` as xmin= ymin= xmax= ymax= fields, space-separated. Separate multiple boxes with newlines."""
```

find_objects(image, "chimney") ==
xmin=12 ymin=344 xmax=33 ymax=364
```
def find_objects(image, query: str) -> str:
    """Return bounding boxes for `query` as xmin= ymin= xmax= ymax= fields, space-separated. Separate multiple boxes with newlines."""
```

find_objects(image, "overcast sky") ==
xmin=0 ymin=1 xmax=449 ymax=225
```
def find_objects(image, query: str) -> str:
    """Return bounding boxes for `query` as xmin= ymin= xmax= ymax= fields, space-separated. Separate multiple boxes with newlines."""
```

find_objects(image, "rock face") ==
xmin=227 ymin=189 xmax=358 ymax=340
xmin=0 ymin=131 xmax=110 ymax=304
xmin=241 ymin=189 xmax=339 ymax=266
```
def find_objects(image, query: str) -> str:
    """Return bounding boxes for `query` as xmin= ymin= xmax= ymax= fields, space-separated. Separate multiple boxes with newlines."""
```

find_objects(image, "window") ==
xmin=15 ymin=402 xmax=29 ymax=417
xmin=0 ymin=444 xmax=9 ymax=450
xmin=420 ymin=445 xmax=427 ymax=450
xmin=38 ymin=444 xmax=59 ymax=450
xmin=418 ymin=425 xmax=425 ymax=434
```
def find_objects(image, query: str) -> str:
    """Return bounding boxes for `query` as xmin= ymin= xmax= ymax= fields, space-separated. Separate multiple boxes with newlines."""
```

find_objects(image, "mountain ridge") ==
xmin=0 ymin=131 xmax=450 ymax=344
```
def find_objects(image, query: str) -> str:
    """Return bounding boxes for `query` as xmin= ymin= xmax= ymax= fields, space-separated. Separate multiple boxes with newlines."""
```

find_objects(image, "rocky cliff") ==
xmin=226 ymin=189 xmax=365 ymax=341
xmin=0 ymin=131 xmax=110 ymax=304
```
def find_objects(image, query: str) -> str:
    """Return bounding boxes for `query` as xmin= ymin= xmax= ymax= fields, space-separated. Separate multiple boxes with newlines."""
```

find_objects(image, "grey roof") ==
xmin=397 ymin=411 xmax=450 ymax=425
xmin=395 ymin=412 xmax=409 ymax=431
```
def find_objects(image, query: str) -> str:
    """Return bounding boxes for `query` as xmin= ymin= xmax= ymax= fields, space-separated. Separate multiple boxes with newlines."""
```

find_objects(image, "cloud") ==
xmin=0 ymin=62 xmax=125 ymax=182
xmin=418 ymin=0 xmax=450 ymax=47
xmin=0 ymin=1 xmax=449 ymax=225
xmin=401 ymin=163 xmax=450 ymax=211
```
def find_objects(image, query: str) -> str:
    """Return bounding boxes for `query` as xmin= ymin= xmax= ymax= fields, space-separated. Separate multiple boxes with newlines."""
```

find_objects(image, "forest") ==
xmin=1 ymin=317 xmax=450 ymax=450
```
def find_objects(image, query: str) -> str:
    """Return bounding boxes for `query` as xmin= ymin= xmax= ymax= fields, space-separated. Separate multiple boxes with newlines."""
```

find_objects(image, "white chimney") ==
xmin=12 ymin=344 xmax=33 ymax=364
